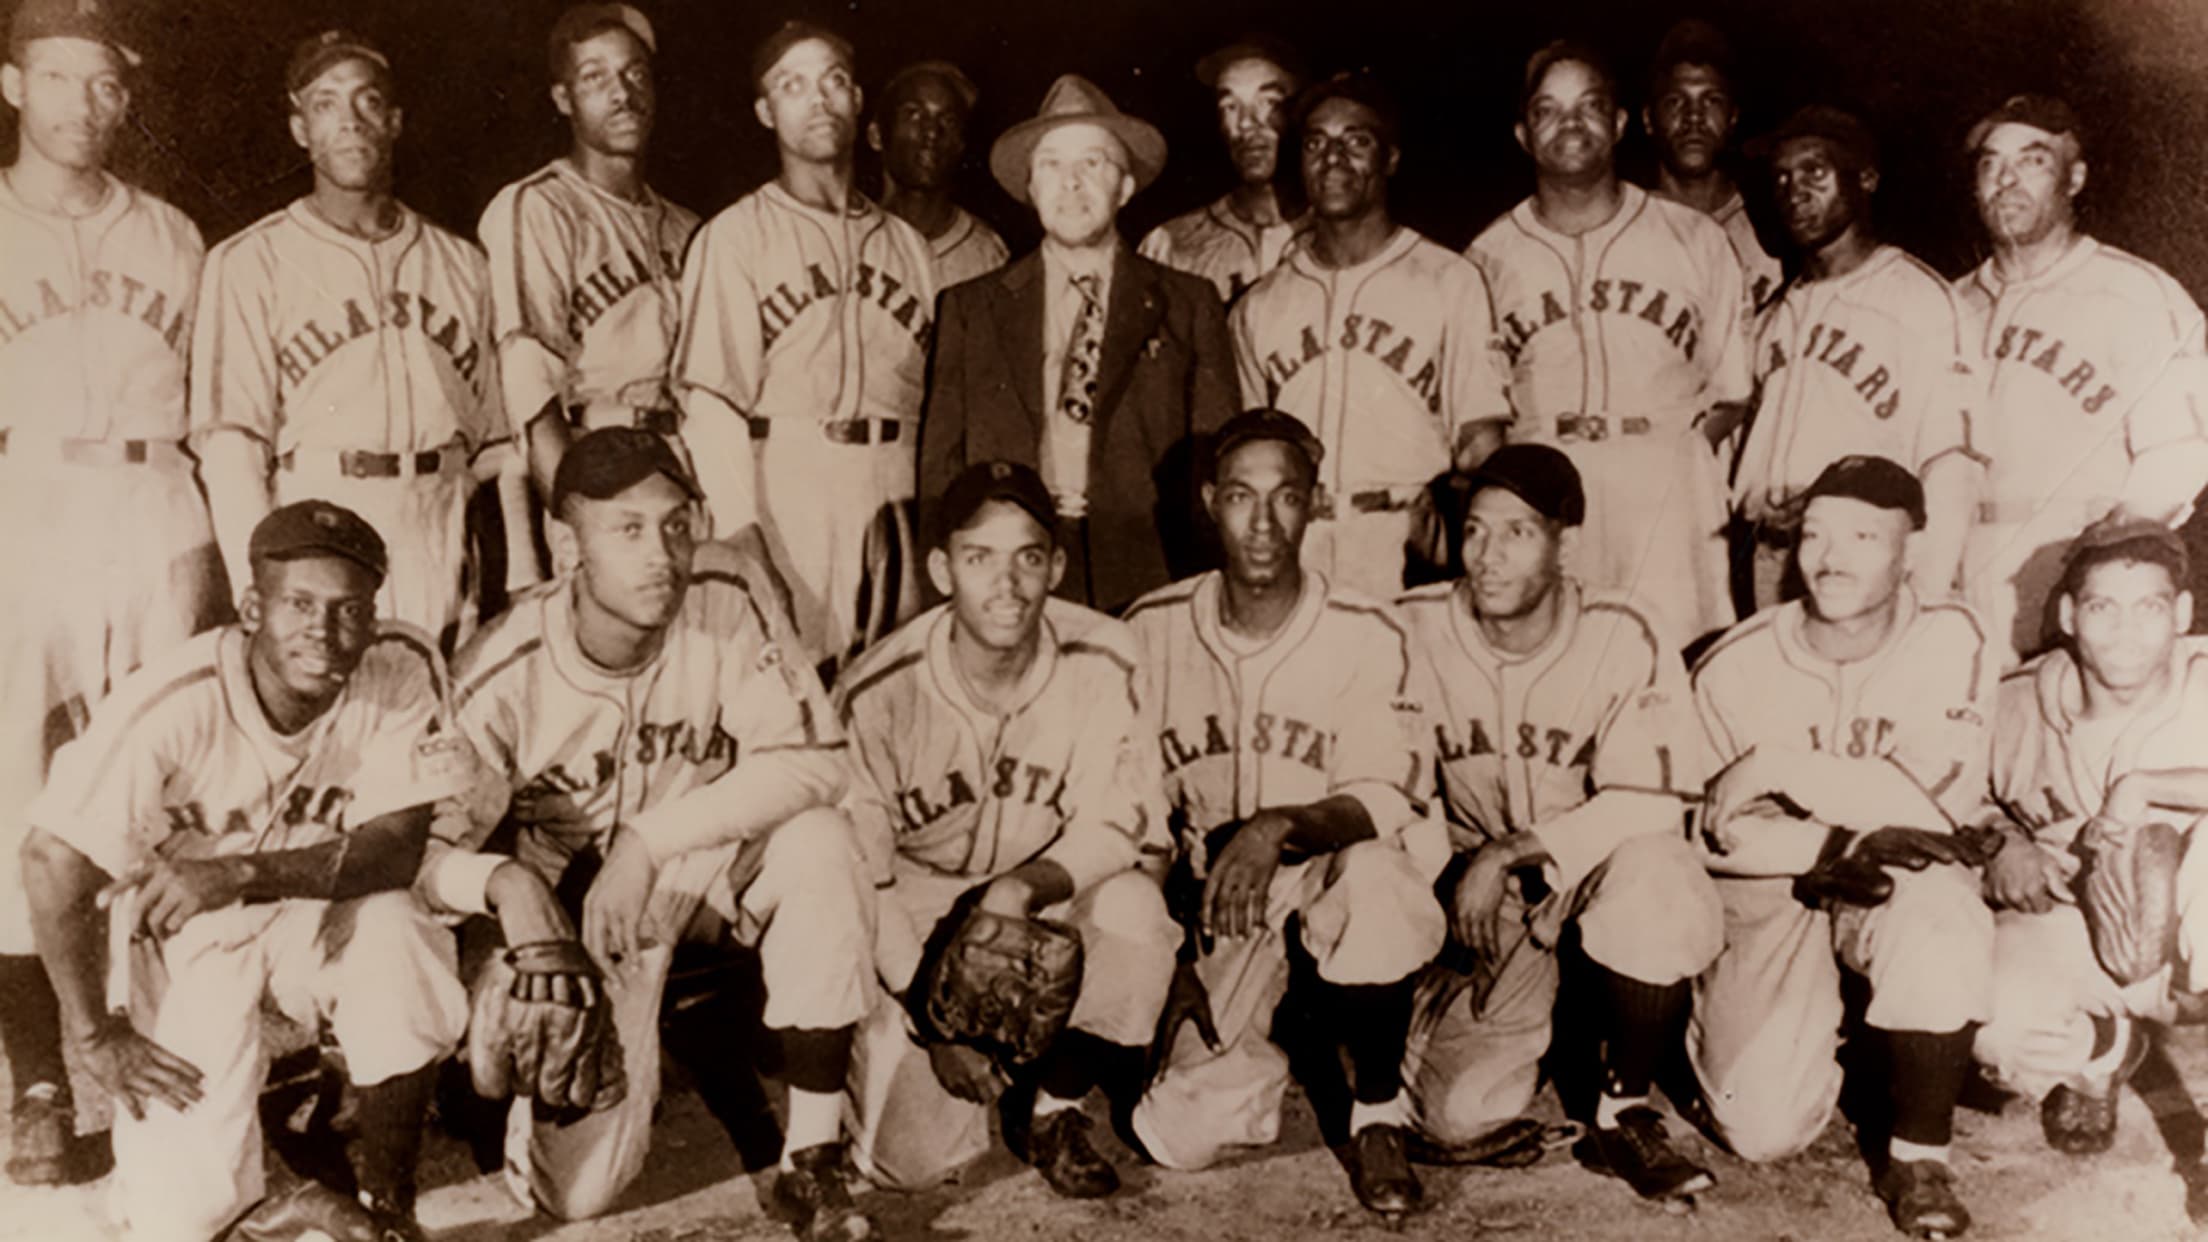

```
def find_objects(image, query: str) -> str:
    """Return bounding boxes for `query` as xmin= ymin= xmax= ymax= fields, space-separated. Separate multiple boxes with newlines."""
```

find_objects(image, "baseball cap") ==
xmin=1290 ymin=72 xmax=1400 ymax=152
xmin=1799 ymin=454 xmax=1926 ymax=530
xmin=286 ymin=29 xmax=390 ymax=96
xmin=1966 ymin=93 xmax=2083 ymax=155
xmin=552 ymin=426 xmax=702 ymax=514
xmin=9 ymin=0 xmax=140 ymax=67
xmin=1521 ymin=38 xmax=1617 ymax=112
xmin=880 ymin=60 xmax=977 ymax=111
xmin=250 ymin=500 xmax=389 ymax=583
xmin=1747 ymin=104 xmax=1879 ymax=172
xmin=751 ymin=19 xmax=853 ymax=94
xmin=1210 ymin=408 xmax=1324 ymax=479
xmin=1648 ymin=18 xmax=1735 ymax=88
xmin=930 ymin=460 xmax=1058 ymax=548
xmin=1463 ymin=444 xmax=1586 ymax=527
xmin=2062 ymin=516 xmax=2190 ymax=588
xmin=1195 ymin=35 xmax=1305 ymax=89
xmin=547 ymin=3 xmax=655 ymax=78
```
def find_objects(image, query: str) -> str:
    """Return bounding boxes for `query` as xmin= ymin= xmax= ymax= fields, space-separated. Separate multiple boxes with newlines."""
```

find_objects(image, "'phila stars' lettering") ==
xmin=1498 ymin=279 xmax=1703 ymax=365
xmin=1764 ymin=322 xmax=1904 ymax=420
xmin=1258 ymin=313 xmax=1446 ymax=414
xmin=274 ymin=292 xmax=484 ymax=391
xmin=514 ymin=715 xmax=738 ymax=802
xmin=1990 ymin=323 xmax=2118 ymax=415
xmin=757 ymin=261 xmax=932 ymax=352
xmin=567 ymin=246 xmax=681 ymax=340
xmin=896 ymin=755 xmax=1070 ymax=831
xmin=1158 ymin=712 xmax=1331 ymax=776
xmin=163 ymin=784 xmax=355 ymax=838
xmin=0 ymin=270 xmax=190 ymax=352
xmin=1434 ymin=717 xmax=1597 ymax=771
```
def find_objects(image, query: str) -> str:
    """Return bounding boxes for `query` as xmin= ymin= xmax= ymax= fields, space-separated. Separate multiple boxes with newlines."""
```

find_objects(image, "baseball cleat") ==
xmin=2180 ymin=1159 xmax=2208 ymax=1225
xmin=1874 ymin=1159 xmax=1971 ymax=1239
xmin=1575 ymin=1106 xmax=1714 ymax=1201
xmin=1025 ymin=1110 xmax=1121 ymax=1199
xmin=772 ymin=1143 xmax=881 ymax=1241
xmin=5 ymin=1085 xmax=71 ymax=1186
xmin=1344 ymin=1123 xmax=1423 ymax=1219
xmin=2040 ymin=1085 xmax=2120 ymax=1155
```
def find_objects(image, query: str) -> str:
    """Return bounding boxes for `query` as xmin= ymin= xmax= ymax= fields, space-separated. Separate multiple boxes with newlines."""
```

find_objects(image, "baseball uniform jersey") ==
xmin=929 ymin=205 xmax=1009 ymax=291
xmin=192 ymin=201 xmax=506 ymax=646
xmin=1955 ymin=238 xmax=2208 ymax=663
xmin=1231 ymin=227 xmax=1512 ymax=600
xmin=1139 ymin=195 xmax=1305 ymax=306
xmin=675 ymin=182 xmax=937 ymax=666
xmin=1709 ymin=189 xmax=1785 ymax=317
xmin=0 ymin=171 xmax=226 ymax=953
xmin=1469 ymin=184 xmax=1752 ymax=644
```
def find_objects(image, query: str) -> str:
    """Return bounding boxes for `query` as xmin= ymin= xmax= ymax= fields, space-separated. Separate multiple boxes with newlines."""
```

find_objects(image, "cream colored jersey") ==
xmin=1231 ymin=227 xmax=1510 ymax=495
xmin=930 ymin=206 xmax=1009 ymax=292
xmin=1398 ymin=579 xmax=1701 ymax=888
xmin=1737 ymin=245 xmax=1982 ymax=522
xmin=1124 ymin=570 xmax=1428 ymax=846
xmin=30 ymin=623 xmax=465 ymax=882
xmin=1711 ymin=190 xmax=1785 ymax=318
xmin=477 ymin=158 xmax=699 ymax=430
xmin=1139 ymin=195 xmax=1305 ymax=306
xmin=835 ymin=598 xmax=1158 ymax=892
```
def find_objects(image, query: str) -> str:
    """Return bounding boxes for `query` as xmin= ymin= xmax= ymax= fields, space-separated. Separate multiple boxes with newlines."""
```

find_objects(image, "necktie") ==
xmin=1059 ymin=272 xmax=1104 ymax=424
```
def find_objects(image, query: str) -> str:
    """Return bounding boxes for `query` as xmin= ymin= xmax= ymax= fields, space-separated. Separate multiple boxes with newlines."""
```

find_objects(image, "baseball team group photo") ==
xmin=2 ymin=0 xmax=2207 ymax=1239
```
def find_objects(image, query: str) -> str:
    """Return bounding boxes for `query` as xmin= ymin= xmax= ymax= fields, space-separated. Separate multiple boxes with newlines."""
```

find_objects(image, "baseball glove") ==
xmin=2080 ymin=819 xmax=2184 ymax=986
xmin=1793 ymin=827 xmax=1991 ymax=910
xmin=916 ymin=909 xmax=1084 ymax=1065
xmin=468 ymin=939 xmax=626 ymax=1115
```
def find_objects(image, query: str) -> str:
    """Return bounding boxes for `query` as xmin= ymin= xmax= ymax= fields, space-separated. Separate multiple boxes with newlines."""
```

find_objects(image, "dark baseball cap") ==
xmin=751 ymin=19 xmax=853 ymax=94
xmin=9 ymin=0 xmax=140 ymax=66
xmin=1210 ymin=408 xmax=1324 ymax=480
xmin=286 ymin=29 xmax=391 ymax=96
xmin=1195 ymin=35 xmax=1305 ymax=89
xmin=250 ymin=500 xmax=389 ymax=582
xmin=1291 ymin=71 xmax=1400 ymax=151
xmin=1966 ymin=93 xmax=2083 ymax=155
xmin=1521 ymin=38 xmax=1617 ymax=111
xmin=2062 ymin=516 xmax=2190 ymax=588
xmin=1748 ymin=104 xmax=1879 ymax=172
xmin=1648 ymin=18 xmax=1735 ymax=88
xmin=552 ymin=426 xmax=702 ymax=514
xmin=1464 ymin=444 xmax=1585 ymax=527
xmin=881 ymin=59 xmax=977 ymax=111
xmin=547 ymin=3 xmax=655 ymax=78
xmin=931 ymin=460 xmax=1058 ymax=548
xmin=1799 ymin=454 xmax=1925 ymax=530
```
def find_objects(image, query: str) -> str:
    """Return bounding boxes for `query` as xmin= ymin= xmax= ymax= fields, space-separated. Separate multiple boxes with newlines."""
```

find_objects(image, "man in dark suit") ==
xmin=918 ymin=74 xmax=1239 ymax=611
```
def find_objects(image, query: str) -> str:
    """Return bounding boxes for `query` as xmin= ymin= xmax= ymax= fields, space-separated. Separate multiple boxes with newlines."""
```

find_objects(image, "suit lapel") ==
xmin=1091 ymin=247 xmax=1165 ymax=430
xmin=989 ymin=252 xmax=1047 ymax=426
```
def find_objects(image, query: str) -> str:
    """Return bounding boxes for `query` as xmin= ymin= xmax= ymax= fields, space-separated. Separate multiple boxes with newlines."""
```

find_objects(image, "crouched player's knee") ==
xmin=1076 ymin=870 xmax=1178 ymax=950
xmin=1578 ymin=833 xmax=1724 ymax=983
xmin=1302 ymin=840 xmax=1447 ymax=986
xmin=760 ymin=805 xmax=867 ymax=881
xmin=320 ymin=891 xmax=467 ymax=1079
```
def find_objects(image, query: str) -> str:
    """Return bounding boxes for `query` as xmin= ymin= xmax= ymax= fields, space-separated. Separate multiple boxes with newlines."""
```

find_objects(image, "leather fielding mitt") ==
xmin=468 ymin=939 xmax=626 ymax=1115
xmin=1793 ymin=826 xmax=1994 ymax=910
xmin=2080 ymin=819 xmax=2184 ymax=986
xmin=918 ymin=909 xmax=1084 ymax=1066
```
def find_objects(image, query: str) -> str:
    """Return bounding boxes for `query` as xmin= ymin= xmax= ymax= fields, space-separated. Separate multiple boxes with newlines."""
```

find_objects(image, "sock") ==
xmin=1331 ymin=978 xmax=1416 ymax=1105
xmin=0 ymin=954 xmax=68 ymax=1098
xmin=1598 ymin=967 xmax=1689 ymax=1103
xmin=1348 ymin=1091 xmax=1408 ymax=1136
xmin=1033 ymin=1092 xmax=1083 ymax=1120
xmin=1887 ymin=1028 xmax=1975 ymax=1149
xmin=349 ymin=1064 xmax=435 ymax=1213
xmin=664 ymin=971 xmax=782 ymax=1172
xmin=783 ymin=1087 xmax=843 ymax=1160
xmin=2080 ymin=1013 xmax=2135 ymax=1093
xmin=1596 ymin=1091 xmax=1648 ymax=1130
xmin=1035 ymin=1030 xmax=1111 ymax=1106
xmin=1889 ymin=1137 xmax=1951 ymax=1166
xmin=777 ymin=1026 xmax=855 ymax=1096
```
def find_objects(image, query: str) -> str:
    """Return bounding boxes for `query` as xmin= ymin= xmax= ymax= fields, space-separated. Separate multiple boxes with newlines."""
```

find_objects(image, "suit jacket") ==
xmin=918 ymin=245 xmax=1239 ymax=611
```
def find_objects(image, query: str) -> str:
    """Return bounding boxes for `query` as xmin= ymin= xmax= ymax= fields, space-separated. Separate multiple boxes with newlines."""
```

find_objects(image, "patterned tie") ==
xmin=1059 ymin=272 xmax=1104 ymax=424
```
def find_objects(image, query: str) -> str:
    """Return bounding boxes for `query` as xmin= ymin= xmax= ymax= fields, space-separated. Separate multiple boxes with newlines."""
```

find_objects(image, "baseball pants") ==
xmin=752 ymin=429 xmax=917 ymax=671
xmin=109 ymin=893 xmax=466 ymax=1242
xmin=276 ymin=459 xmax=474 ymax=652
xmin=847 ymin=864 xmax=1178 ymax=1190
xmin=500 ymin=807 xmax=874 ymax=1220
xmin=1688 ymin=867 xmax=1993 ymax=1162
xmin=1559 ymin=430 xmax=1734 ymax=647
xmin=1132 ymin=839 xmax=1446 ymax=1170
xmin=1406 ymin=833 xmax=1723 ymax=1145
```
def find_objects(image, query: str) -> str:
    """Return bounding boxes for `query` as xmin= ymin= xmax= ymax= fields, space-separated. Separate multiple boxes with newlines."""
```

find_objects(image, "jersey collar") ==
xmin=286 ymin=195 xmax=421 ymax=251
xmin=1188 ymin=567 xmax=1328 ymax=679
xmin=216 ymin=625 xmax=350 ymax=764
xmin=1447 ymin=577 xmax=1584 ymax=680
xmin=1510 ymin=181 xmax=1649 ymax=248
xmin=553 ymin=156 xmax=663 ymax=213
xmin=1969 ymin=233 xmax=2100 ymax=301
xmin=1771 ymin=583 xmax=1922 ymax=683
xmin=0 ymin=169 xmax=130 ymax=231
xmin=1287 ymin=221 xmax=1419 ymax=279
xmin=923 ymin=601 xmax=1064 ymax=725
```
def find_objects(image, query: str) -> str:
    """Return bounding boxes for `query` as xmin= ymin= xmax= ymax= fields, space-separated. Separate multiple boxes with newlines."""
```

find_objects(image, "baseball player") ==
xmin=674 ymin=21 xmax=937 ymax=672
xmin=836 ymin=460 xmax=1175 ymax=1198
xmin=1643 ymin=19 xmax=1784 ymax=316
xmin=1396 ymin=445 xmax=1724 ymax=1202
xmin=868 ymin=60 xmax=1009 ymax=291
xmin=1138 ymin=36 xmax=1307 ymax=306
xmin=1469 ymin=40 xmax=1751 ymax=648
xmin=1232 ymin=73 xmax=1512 ymax=603
xmin=0 ymin=0 xmax=227 ymax=1185
xmin=1127 ymin=410 xmax=1444 ymax=1221
xmin=19 ymin=501 xmax=472 ymax=1242
xmin=1955 ymin=95 xmax=2208 ymax=667
xmin=1734 ymin=107 xmax=1983 ymax=611
xmin=193 ymin=31 xmax=517 ymax=654
xmin=418 ymin=428 xmax=878 ymax=1235
xmin=1689 ymin=455 xmax=1995 ymax=1239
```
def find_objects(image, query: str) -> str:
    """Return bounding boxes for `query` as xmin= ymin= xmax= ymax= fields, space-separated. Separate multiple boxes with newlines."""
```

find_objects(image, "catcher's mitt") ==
xmin=2080 ymin=819 xmax=2184 ymax=986
xmin=917 ymin=909 xmax=1084 ymax=1065
xmin=468 ymin=939 xmax=626 ymax=1115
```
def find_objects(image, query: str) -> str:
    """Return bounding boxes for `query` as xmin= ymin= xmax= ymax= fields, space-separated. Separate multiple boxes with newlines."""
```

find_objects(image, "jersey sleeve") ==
xmin=1444 ymin=256 xmax=1514 ymax=433
xmin=2125 ymin=290 xmax=2208 ymax=459
xmin=1137 ymin=224 xmax=1173 ymax=267
xmin=833 ymin=682 xmax=902 ymax=889
xmin=1887 ymin=606 xmax=1997 ymax=828
xmin=1697 ymin=224 xmax=1754 ymax=407
xmin=189 ymin=235 xmax=280 ymax=451
xmin=480 ymin=183 xmax=579 ymax=436
xmin=27 ymin=685 xmax=191 ymax=880
xmin=1331 ymin=613 xmax=1430 ymax=840
xmin=1229 ymin=295 xmax=1271 ymax=409
xmin=672 ymin=216 xmax=765 ymax=417
xmin=1909 ymin=287 xmax=1986 ymax=474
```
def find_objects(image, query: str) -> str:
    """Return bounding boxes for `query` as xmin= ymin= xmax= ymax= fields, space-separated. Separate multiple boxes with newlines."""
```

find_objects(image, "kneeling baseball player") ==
xmin=1127 ymin=410 xmax=1445 ymax=1221
xmin=21 ymin=502 xmax=472 ymax=1242
xmin=836 ymin=461 xmax=1177 ymax=1198
xmin=1689 ymin=455 xmax=1997 ymax=1239
xmin=1974 ymin=519 xmax=2208 ymax=1219
xmin=1396 ymin=445 xmax=1724 ymax=1200
xmin=421 ymin=427 xmax=878 ymax=1237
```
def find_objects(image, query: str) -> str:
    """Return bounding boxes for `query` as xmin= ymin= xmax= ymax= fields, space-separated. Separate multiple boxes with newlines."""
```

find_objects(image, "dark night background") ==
xmin=9 ymin=0 xmax=2207 ymax=301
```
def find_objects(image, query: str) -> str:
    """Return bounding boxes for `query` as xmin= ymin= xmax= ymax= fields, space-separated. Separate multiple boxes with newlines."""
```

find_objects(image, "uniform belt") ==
xmin=570 ymin=405 xmax=680 ymax=437
xmin=0 ymin=430 xmax=181 ymax=466
xmin=278 ymin=445 xmax=466 ymax=479
xmin=1556 ymin=415 xmax=1651 ymax=441
xmin=745 ymin=416 xmax=902 ymax=445
xmin=1314 ymin=485 xmax=1421 ymax=520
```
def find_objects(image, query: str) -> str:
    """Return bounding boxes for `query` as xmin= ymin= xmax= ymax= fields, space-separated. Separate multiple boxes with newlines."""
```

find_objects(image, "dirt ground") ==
xmin=7 ymin=1027 xmax=2208 ymax=1242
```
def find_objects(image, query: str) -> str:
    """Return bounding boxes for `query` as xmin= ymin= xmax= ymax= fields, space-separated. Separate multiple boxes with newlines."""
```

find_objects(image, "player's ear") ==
xmin=0 ymin=64 xmax=21 ymax=110
xmin=1612 ymin=106 xmax=1629 ymax=138
xmin=926 ymin=546 xmax=953 ymax=598
xmin=1639 ymin=103 xmax=1653 ymax=137
xmin=547 ymin=513 xmax=581 ymax=578
xmin=388 ymin=104 xmax=404 ymax=142
xmin=288 ymin=107 xmax=309 ymax=152
xmin=1047 ymin=546 xmax=1067 ymax=593
xmin=1556 ymin=526 xmax=1581 ymax=579
xmin=1384 ymin=144 xmax=1401 ymax=178
xmin=865 ymin=117 xmax=883 ymax=154
xmin=551 ymin=82 xmax=575 ymax=119
xmin=1114 ymin=169 xmax=1136 ymax=212
xmin=1201 ymin=481 xmax=1218 ymax=519
xmin=239 ymin=583 xmax=265 ymax=635
xmin=1860 ymin=167 xmax=1881 ymax=196
xmin=2066 ymin=156 xmax=2088 ymax=200
xmin=2179 ymin=591 xmax=2195 ymax=635
xmin=1513 ymin=120 xmax=1531 ymax=158
xmin=754 ymin=94 xmax=774 ymax=131
xmin=2057 ymin=591 xmax=2077 ymax=639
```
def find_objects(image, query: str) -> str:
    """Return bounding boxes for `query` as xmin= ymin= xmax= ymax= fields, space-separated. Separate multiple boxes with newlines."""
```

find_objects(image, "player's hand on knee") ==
xmin=582 ymin=826 xmax=658 ymax=972
xmin=1148 ymin=959 xmax=1222 ymax=1084
xmin=81 ymin=1014 xmax=204 ymax=1119
xmin=1451 ymin=847 xmax=1514 ymax=962
xmin=108 ymin=856 xmax=252 ymax=939
xmin=1983 ymin=832 xmax=2067 ymax=913
xmin=925 ymin=1041 xmax=1004 ymax=1104
xmin=1203 ymin=813 xmax=1292 ymax=941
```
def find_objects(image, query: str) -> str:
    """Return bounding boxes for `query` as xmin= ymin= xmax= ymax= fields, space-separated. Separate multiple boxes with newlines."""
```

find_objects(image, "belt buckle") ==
xmin=1621 ymin=417 xmax=1649 ymax=436
xmin=124 ymin=440 xmax=148 ymax=464
xmin=637 ymin=408 xmax=679 ymax=437
xmin=824 ymin=421 xmax=862 ymax=445
xmin=1582 ymin=415 xmax=1609 ymax=441
xmin=880 ymin=420 xmax=900 ymax=444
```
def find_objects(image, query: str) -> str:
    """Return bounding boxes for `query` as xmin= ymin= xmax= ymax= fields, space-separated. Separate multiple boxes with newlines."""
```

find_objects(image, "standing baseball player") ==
xmin=1137 ymin=36 xmax=1306 ymax=306
xmin=675 ymin=21 xmax=936 ymax=672
xmin=1233 ymin=73 xmax=1512 ymax=602
xmin=1396 ymin=445 xmax=1724 ymax=1202
xmin=1127 ymin=410 xmax=1444 ymax=1221
xmin=20 ymin=501 xmax=472 ymax=1242
xmin=0 ymin=0 xmax=227 ymax=1185
xmin=836 ymin=460 xmax=1175 ymax=1198
xmin=1643 ymin=19 xmax=1784 ymax=316
xmin=193 ymin=31 xmax=515 ymax=654
xmin=1734 ymin=107 xmax=1983 ymax=611
xmin=1690 ymin=455 xmax=1996 ymax=1239
xmin=868 ymin=60 xmax=1008 ymax=291
xmin=1955 ymin=95 xmax=2208 ymax=667
xmin=419 ymin=428 xmax=878 ymax=1235
xmin=1470 ymin=41 xmax=1750 ymax=648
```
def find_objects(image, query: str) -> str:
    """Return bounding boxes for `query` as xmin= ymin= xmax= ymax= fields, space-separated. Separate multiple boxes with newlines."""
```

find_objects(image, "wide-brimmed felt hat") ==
xmin=989 ymin=74 xmax=1166 ymax=204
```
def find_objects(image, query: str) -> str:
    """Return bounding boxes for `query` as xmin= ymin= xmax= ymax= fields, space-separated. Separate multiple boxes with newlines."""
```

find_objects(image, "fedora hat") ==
xmin=989 ymin=74 xmax=1166 ymax=204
